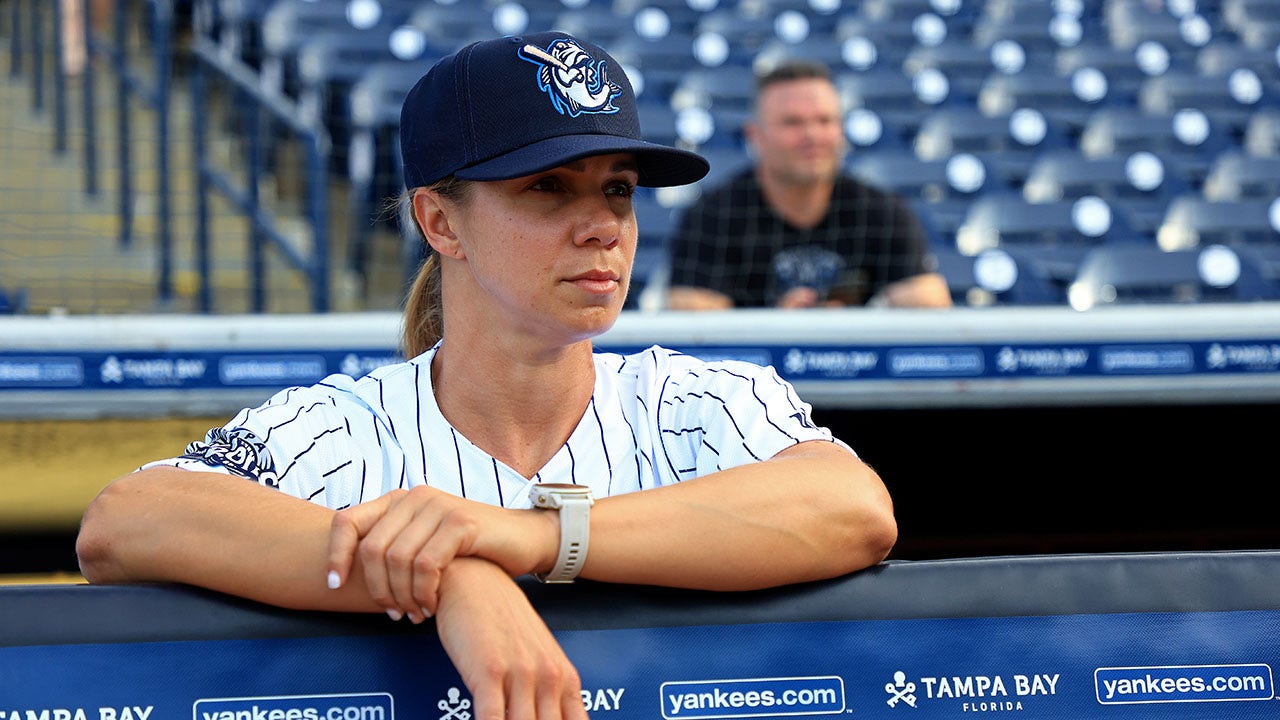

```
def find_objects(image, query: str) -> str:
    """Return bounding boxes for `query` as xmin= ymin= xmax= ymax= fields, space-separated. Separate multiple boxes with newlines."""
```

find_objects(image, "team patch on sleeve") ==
xmin=180 ymin=427 xmax=280 ymax=487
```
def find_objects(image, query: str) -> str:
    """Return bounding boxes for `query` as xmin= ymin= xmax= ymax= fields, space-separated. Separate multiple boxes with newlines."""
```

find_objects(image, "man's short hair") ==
xmin=755 ymin=59 xmax=833 ymax=95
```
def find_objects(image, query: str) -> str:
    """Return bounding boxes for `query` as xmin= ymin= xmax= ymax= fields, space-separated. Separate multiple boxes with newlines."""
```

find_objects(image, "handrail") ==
xmin=79 ymin=0 xmax=176 ymax=303
xmin=189 ymin=35 xmax=332 ymax=312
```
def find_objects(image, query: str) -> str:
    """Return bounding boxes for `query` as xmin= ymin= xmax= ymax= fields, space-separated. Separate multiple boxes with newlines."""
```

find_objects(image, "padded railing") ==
xmin=4 ymin=551 xmax=1280 ymax=718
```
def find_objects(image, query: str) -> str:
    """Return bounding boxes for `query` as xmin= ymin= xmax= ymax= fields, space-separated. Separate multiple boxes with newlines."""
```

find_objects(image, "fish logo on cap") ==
xmin=518 ymin=38 xmax=622 ymax=117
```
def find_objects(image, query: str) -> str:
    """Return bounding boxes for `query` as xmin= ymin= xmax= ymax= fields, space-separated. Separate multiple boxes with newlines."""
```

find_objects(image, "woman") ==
xmin=76 ymin=32 xmax=896 ymax=720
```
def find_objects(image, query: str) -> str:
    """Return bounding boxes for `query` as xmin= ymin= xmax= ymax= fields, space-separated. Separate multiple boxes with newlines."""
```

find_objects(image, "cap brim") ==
xmin=454 ymin=134 xmax=710 ymax=187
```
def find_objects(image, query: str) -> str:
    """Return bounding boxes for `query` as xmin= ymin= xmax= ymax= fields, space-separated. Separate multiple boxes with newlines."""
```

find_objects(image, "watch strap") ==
xmin=530 ymin=485 xmax=593 ymax=583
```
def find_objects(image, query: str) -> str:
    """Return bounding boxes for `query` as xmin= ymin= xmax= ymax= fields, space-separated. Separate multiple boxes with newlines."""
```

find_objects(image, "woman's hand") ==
xmin=436 ymin=558 xmax=589 ymax=720
xmin=325 ymin=486 xmax=558 ymax=620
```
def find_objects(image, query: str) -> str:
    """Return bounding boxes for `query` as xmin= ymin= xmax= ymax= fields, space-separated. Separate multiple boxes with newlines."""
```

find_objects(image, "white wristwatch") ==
xmin=529 ymin=483 xmax=594 ymax=583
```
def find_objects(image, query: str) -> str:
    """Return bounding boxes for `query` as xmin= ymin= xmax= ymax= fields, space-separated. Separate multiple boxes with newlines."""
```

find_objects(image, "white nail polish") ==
xmin=421 ymin=607 xmax=433 ymax=619
xmin=386 ymin=609 xmax=403 ymax=621
xmin=327 ymin=570 xmax=341 ymax=590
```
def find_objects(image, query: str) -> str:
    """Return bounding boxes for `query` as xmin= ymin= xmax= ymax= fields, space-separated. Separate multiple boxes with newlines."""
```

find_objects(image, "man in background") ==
xmin=666 ymin=60 xmax=952 ymax=310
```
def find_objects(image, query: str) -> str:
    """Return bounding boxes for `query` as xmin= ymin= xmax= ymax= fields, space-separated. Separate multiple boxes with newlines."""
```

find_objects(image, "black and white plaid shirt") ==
xmin=669 ymin=168 xmax=935 ymax=307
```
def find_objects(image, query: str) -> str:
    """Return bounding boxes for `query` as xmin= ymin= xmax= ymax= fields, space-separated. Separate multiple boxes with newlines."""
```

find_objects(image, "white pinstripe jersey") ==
xmin=145 ymin=345 xmax=853 ymax=510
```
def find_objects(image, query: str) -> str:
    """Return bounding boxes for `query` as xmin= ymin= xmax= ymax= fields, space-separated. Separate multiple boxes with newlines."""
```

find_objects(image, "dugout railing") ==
xmin=3 ymin=551 xmax=1280 ymax=718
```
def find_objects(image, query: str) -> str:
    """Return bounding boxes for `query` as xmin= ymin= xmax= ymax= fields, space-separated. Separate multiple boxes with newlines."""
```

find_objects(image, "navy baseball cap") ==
xmin=399 ymin=32 xmax=709 ymax=189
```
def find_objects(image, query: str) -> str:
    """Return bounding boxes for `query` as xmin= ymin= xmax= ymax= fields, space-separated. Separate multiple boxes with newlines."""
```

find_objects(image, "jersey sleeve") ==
xmin=140 ymin=375 xmax=393 ymax=510
xmin=649 ymin=350 xmax=855 ymax=482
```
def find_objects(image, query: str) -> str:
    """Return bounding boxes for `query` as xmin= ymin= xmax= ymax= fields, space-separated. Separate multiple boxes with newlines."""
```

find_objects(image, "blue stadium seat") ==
xmin=406 ymin=2 xmax=493 ymax=48
xmin=955 ymin=192 xmax=1143 ymax=285
xmin=1222 ymin=0 xmax=1280 ymax=35
xmin=551 ymin=3 xmax=631 ymax=46
xmin=1021 ymin=149 xmax=1193 ymax=238
xmin=848 ymin=150 xmax=1006 ymax=241
xmin=1138 ymin=70 xmax=1272 ymax=137
xmin=606 ymin=31 xmax=699 ymax=103
xmin=1197 ymin=40 xmax=1280 ymax=83
xmin=751 ymin=37 xmax=847 ymax=73
xmin=694 ymin=8 xmax=782 ymax=65
xmin=931 ymin=245 xmax=1066 ymax=306
xmin=1055 ymin=41 xmax=1162 ymax=107
xmin=670 ymin=64 xmax=757 ymax=113
xmin=1203 ymin=151 xmax=1280 ymax=201
xmin=912 ymin=106 xmax=1071 ymax=188
xmin=1156 ymin=195 xmax=1280 ymax=250
xmin=1078 ymin=106 xmax=1233 ymax=184
xmin=1103 ymin=0 xmax=1201 ymax=65
xmin=971 ymin=15 xmax=1083 ymax=58
xmin=1244 ymin=107 xmax=1280 ymax=156
xmin=833 ymin=14 xmax=920 ymax=67
xmin=1067 ymin=244 xmax=1280 ymax=309
xmin=837 ymin=66 xmax=950 ymax=139
xmin=976 ymin=67 xmax=1112 ymax=134
xmin=902 ymin=41 xmax=998 ymax=102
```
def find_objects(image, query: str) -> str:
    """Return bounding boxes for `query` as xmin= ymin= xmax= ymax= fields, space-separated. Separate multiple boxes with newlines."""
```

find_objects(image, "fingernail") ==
xmin=327 ymin=570 xmax=341 ymax=590
xmin=420 ymin=607 xmax=433 ymax=619
xmin=386 ymin=609 xmax=403 ymax=621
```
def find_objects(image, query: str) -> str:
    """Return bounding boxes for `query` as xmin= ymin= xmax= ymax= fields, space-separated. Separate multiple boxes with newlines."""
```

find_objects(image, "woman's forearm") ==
xmin=582 ymin=440 xmax=897 ymax=590
xmin=76 ymin=466 xmax=380 ymax=612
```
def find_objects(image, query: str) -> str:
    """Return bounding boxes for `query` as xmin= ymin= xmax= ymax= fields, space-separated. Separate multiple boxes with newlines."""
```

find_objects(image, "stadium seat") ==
xmin=848 ymin=150 xmax=1006 ymax=239
xmin=1055 ymin=41 xmax=1162 ymax=107
xmin=406 ymin=2 xmax=494 ymax=48
xmin=971 ymin=15 xmax=1083 ymax=58
xmin=1078 ymin=106 xmax=1233 ymax=184
xmin=670 ymin=64 xmax=757 ymax=113
xmin=551 ymin=3 xmax=631 ymax=46
xmin=931 ymin=245 xmax=1066 ymax=306
xmin=1103 ymin=0 xmax=1202 ymax=63
xmin=1196 ymin=40 xmax=1280 ymax=83
xmin=977 ymin=67 xmax=1111 ymax=134
xmin=912 ymin=106 xmax=1071 ymax=188
xmin=1067 ymin=244 xmax=1280 ymax=309
xmin=1138 ymin=70 xmax=1270 ymax=137
xmin=607 ymin=31 xmax=699 ymax=102
xmin=955 ymin=192 xmax=1143 ymax=285
xmin=833 ymin=14 xmax=920 ymax=67
xmin=694 ymin=8 xmax=782 ymax=65
xmin=837 ymin=66 xmax=950 ymax=138
xmin=1221 ymin=0 xmax=1280 ymax=33
xmin=1243 ymin=107 xmax=1280 ymax=156
xmin=1202 ymin=151 xmax=1280 ymax=201
xmin=1021 ymin=149 xmax=1193 ymax=238
xmin=1156 ymin=195 xmax=1280 ymax=251
xmin=902 ymin=41 xmax=998 ymax=102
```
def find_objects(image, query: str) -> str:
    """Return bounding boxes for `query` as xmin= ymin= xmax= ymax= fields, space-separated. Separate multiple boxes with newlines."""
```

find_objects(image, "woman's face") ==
xmin=444 ymin=153 xmax=640 ymax=345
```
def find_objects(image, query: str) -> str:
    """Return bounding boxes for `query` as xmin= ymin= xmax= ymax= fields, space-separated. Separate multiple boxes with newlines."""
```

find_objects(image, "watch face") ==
xmin=530 ymin=483 xmax=594 ymax=508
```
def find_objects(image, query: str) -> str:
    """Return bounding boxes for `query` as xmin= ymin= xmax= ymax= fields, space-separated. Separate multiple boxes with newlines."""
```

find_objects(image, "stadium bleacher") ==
xmin=4 ymin=0 xmax=1280 ymax=313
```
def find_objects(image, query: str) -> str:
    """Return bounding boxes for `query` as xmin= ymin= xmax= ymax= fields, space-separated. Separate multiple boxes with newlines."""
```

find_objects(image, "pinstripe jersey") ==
xmin=144 ymin=344 xmax=853 ymax=510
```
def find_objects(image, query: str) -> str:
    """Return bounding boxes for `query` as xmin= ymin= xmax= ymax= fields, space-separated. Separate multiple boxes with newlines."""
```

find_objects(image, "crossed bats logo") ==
xmin=518 ymin=39 xmax=622 ymax=117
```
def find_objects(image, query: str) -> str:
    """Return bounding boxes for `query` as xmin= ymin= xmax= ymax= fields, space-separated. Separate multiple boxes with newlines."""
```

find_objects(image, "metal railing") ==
xmin=189 ymin=33 xmax=332 ymax=312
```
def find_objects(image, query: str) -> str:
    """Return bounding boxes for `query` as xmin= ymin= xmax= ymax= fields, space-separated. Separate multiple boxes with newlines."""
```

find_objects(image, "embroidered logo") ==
xmin=518 ymin=39 xmax=621 ymax=117
xmin=180 ymin=427 xmax=280 ymax=487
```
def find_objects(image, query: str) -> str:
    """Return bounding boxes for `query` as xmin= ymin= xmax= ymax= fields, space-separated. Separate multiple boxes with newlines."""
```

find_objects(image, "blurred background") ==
xmin=2 ymin=0 xmax=1279 ymax=578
